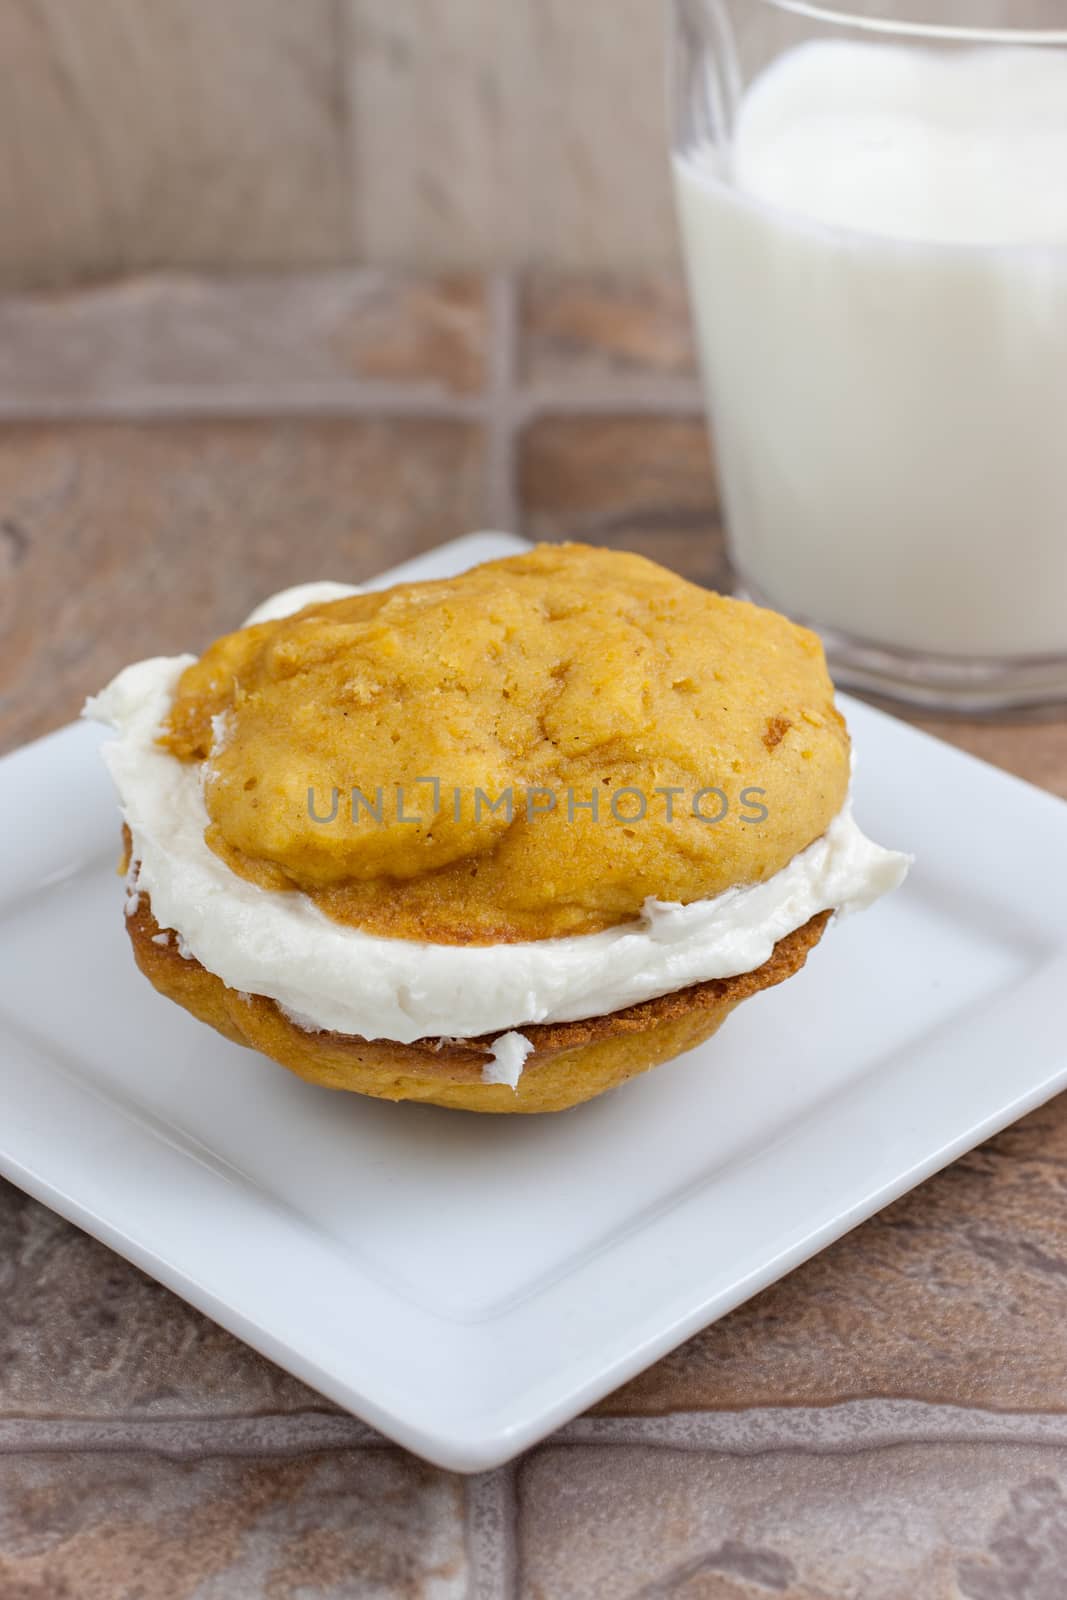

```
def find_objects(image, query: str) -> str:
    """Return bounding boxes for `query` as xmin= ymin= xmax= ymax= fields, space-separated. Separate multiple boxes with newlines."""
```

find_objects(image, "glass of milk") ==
xmin=671 ymin=0 xmax=1067 ymax=712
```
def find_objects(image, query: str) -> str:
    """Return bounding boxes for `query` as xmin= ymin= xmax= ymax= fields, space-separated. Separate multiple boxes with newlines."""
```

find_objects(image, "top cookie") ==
xmin=162 ymin=544 xmax=850 ymax=943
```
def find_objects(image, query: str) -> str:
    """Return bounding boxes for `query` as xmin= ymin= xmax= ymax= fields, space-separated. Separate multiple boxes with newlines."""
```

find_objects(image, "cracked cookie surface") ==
xmin=162 ymin=543 xmax=850 ymax=942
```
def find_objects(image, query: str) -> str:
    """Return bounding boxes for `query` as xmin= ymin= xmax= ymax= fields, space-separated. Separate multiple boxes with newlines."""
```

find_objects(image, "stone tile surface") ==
xmin=518 ymin=416 xmax=730 ymax=592
xmin=0 ymin=0 xmax=350 ymax=291
xmin=0 ymin=418 xmax=485 ymax=753
xmin=525 ymin=0 xmax=676 ymax=273
xmin=0 ymin=1179 xmax=319 ymax=1418
xmin=344 ymin=0 xmax=675 ymax=272
xmin=0 ymin=272 xmax=487 ymax=408
xmin=516 ymin=1441 xmax=1067 ymax=1600
xmin=520 ymin=273 xmax=697 ymax=385
xmin=0 ymin=1449 xmax=466 ymax=1599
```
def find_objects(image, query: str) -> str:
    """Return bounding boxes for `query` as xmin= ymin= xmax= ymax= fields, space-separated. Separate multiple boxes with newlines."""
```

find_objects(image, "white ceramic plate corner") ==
xmin=1 ymin=531 xmax=1066 ymax=1471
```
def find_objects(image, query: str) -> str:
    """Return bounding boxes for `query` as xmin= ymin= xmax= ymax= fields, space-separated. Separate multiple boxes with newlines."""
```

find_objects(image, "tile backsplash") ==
xmin=2 ymin=0 xmax=676 ymax=289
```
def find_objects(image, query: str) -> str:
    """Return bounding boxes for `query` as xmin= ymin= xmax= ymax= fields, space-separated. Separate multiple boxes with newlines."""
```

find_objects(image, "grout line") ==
xmin=0 ymin=384 xmax=487 ymax=425
xmin=0 ymin=1413 xmax=384 ymax=1459
xmin=465 ymin=1463 xmax=519 ymax=1600
xmin=515 ymin=378 xmax=706 ymax=422
xmin=554 ymin=1400 xmax=1067 ymax=1455
xmin=2 ymin=1400 xmax=1067 ymax=1464
xmin=0 ymin=378 xmax=706 ymax=428
xmin=483 ymin=272 xmax=523 ymax=534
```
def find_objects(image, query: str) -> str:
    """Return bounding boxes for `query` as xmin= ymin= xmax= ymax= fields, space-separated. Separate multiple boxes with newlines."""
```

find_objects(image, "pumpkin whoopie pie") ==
xmin=90 ymin=543 xmax=908 ymax=1113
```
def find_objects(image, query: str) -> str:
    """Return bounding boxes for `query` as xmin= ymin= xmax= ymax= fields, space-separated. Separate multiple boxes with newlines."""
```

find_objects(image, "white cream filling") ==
xmin=242 ymin=581 xmax=361 ymax=626
xmin=483 ymin=1032 xmax=536 ymax=1090
xmin=86 ymin=586 xmax=910 ymax=1049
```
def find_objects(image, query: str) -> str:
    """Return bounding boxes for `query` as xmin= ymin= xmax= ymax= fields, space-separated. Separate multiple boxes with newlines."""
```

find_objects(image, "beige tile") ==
xmin=10 ymin=1 xmax=1065 ymax=287
xmin=0 ymin=1178 xmax=321 ymax=1417
xmin=600 ymin=1095 xmax=1067 ymax=1415
xmin=517 ymin=1441 xmax=1067 ymax=1600
xmin=345 ymin=0 xmax=532 ymax=268
xmin=518 ymin=416 xmax=729 ymax=591
xmin=0 ymin=272 xmax=488 ymax=406
xmin=0 ymin=1449 xmax=467 ymax=1599
xmin=0 ymin=1 xmax=349 ymax=290
xmin=527 ymin=0 xmax=678 ymax=272
xmin=520 ymin=272 xmax=697 ymax=385
xmin=344 ymin=0 xmax=678 ymax=272
xmin=0 ymin=418 xmax=485 ymax=753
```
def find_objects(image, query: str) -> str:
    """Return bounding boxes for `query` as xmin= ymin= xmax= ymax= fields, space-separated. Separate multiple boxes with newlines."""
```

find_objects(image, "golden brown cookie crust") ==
xmin=125 ymin=887 xmax=830 ymax=1114
xmin=161 ymin=544 xmax=850 ymax=944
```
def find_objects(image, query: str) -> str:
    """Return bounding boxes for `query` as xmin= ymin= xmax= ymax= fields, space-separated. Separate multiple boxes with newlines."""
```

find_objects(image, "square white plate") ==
xmin=2 ymin=531 xmax=1066 ymax=1472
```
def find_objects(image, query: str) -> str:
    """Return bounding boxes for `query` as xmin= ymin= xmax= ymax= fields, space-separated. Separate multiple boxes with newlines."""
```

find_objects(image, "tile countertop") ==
xmin=0 ymin=270 xmax=1066 ymax=1599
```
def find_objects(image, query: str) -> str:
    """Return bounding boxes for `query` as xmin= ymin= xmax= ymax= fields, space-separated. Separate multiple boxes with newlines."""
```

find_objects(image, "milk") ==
xmin=673 ymin=42 xmax=1067 ymax=659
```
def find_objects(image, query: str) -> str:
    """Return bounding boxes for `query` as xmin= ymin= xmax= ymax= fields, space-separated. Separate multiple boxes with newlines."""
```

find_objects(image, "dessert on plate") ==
xmin=88 ymin=542 xmax=909 ymax=1113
